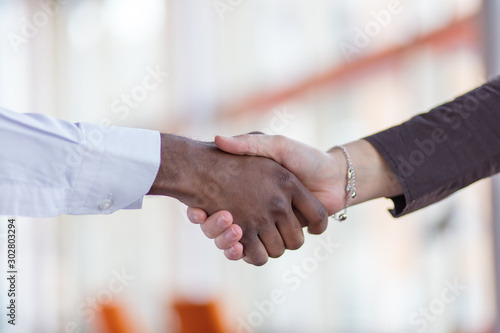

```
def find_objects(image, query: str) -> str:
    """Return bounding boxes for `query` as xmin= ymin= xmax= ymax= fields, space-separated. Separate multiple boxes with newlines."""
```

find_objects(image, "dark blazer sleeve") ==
xmin=364 ymin=77 xmax=500 ymax=217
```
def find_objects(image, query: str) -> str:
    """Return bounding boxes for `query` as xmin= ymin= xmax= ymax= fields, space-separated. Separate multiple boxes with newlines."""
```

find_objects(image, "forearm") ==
xmin=364 ymin=77 xmax=500 ymax=216
xmin=0 ymin=107 xmax=160 ymax=217
xmin=328 ymin=140 xmax=403 ymax=207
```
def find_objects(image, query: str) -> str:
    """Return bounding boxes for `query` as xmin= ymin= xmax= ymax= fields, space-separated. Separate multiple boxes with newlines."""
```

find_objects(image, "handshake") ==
xmin=148 ymin=133 xmax=402 ymax=266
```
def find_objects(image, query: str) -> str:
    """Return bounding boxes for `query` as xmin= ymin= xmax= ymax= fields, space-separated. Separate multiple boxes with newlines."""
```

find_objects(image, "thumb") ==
xmin=215 ymin=134 xmax=280 ymax=161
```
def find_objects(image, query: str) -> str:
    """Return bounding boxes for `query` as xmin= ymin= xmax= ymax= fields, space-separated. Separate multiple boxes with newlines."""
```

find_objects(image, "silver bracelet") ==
xmin=332 ymin=145 xmax=356 ymax=222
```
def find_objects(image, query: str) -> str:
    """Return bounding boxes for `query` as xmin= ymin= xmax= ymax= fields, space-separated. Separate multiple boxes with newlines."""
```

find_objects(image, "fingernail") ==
xmin=227 ymin=227 xmax=239 ymax=240
xmin=217 ymin=215 xmax=229 ymax=228
xmin=192 ymin=212 xmax=202 ymax=224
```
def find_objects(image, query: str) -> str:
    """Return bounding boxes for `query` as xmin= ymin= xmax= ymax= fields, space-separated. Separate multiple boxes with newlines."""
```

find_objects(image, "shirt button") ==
xmin=99 ymin=199 xmax=113 ymax=211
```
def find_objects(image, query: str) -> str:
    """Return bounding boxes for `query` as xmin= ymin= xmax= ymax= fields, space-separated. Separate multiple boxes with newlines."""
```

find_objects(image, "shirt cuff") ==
xmin=66 ymin=124 xmax=161 ymax=215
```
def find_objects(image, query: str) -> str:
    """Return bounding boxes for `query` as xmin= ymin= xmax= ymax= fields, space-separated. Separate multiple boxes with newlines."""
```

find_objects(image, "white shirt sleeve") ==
xmin=0 ymin=107 xmax=161 ymax=217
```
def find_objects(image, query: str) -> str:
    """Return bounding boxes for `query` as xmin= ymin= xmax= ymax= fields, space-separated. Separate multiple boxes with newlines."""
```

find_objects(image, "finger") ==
xmin=224 ymin=243 xmax=244 ymax=261
xmin=240 ymin=232 xmax=269 ymax=266
xmin=258 ymin=227 xmax=286 ymax=258
xmin=200 ymin=211 xmax=234 ymax=239
xmin=215 ymin=135 xmax=286 ymax=163
xmin=214 ymin=224 xmax=243 ymax=250
xmin=275 ymin=214 xmax=305 ymax=250
xmin=293 ymin=207 xmax=308 ymax=228
xmin=187 ymin=207 xmax=207 ymax=224
xmin=291 ymin=181 xmax=329 ymax=235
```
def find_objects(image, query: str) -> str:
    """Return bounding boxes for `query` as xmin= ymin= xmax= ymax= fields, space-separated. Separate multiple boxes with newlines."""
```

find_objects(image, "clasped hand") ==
xmin=149 ymin=134 xmax=331 ymax=266
xmin=185 ymin=134 xmax=349 ymax=265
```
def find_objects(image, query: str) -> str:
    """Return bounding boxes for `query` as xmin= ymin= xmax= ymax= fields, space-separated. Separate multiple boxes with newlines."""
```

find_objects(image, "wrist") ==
xmin=148 ymin=133 xmax=199 ymax=201
xmin=328 ymin=140 xmax=403 ymax=207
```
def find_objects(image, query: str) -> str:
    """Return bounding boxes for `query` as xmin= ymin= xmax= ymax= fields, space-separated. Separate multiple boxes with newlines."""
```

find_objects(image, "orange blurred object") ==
xmin=172 ymin=300 xmax=229 ymax=333
xmin=98 ymin=303 xmax=147 ymax=333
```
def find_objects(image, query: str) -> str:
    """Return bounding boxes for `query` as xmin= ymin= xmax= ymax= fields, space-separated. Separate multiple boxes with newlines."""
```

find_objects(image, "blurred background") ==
xmin=0 ymin=0 xmax=499 ymax=332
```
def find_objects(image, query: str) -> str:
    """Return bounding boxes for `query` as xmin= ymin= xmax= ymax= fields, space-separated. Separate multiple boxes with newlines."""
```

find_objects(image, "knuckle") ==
xmin=269 ymin=248 xmax=285 ymax=259
xmin=306 ymin=205 xmax=328 ymax=234
xmin=315 ymin=205 xmax=328 ymax=223
xmin=244 ymin=138 xmax=258 ymax=155
xmin=310 ymin=208 xmax=328 ymax=234
xmin=287 ymin=234 xmax=305 ymax=250
xmin=239 ymin=232 xmax=259 ymax=253
xmin=274 ymin=135 xmax=286 ymax=146
xmin=253 ymin=257 xmax=268 ymax=266
xmin=277 ymin=170 xmax=294 ymax=188
xmin=265 ymin=233 xmax=286 ymax=259
xmin=268 ymin=196 xmax=289 ymax=216
xmin=309 ymin=224 xmax=326 ymax=235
